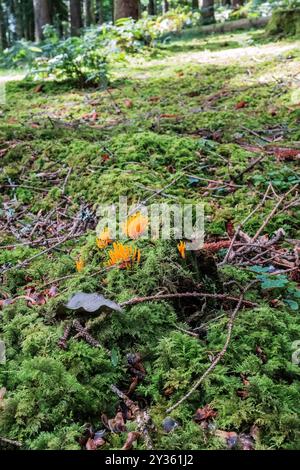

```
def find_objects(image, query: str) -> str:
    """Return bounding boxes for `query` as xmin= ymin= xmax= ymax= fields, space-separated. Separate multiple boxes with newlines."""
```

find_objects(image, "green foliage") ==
xmin=29 ymin=36 xmax=108 ymax=87
xmin=250 ymin=266 xmax=300 ymax=311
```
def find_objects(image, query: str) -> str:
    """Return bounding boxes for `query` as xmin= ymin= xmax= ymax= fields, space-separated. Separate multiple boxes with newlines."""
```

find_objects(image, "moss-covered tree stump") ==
xmin=267 ymin=8 xmax=300 ymax=36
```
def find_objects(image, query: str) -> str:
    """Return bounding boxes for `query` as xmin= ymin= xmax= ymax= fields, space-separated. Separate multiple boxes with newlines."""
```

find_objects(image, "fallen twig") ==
xmin=120 ymin=292 xmax=257 ymax=309
xmin=166 ymin=281 xmax=257 ymax=414
xmin=0 ymin=436 xmax=22 ymax=448
xmin=110 ymin=385 xmax=153 ymax=450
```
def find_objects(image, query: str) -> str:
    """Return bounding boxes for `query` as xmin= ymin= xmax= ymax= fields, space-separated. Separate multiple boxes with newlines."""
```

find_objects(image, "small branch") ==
xmin=0 ymin=436 xmax=22 ymax=448
xmin=110 ymin=385 xmax=153 ymax=450
xmin=120 ymin=292 xmax=257 ymax=309
xmin=166 ymin=281 xmax=257 ymax=414
xmin=251 ymin=184 xmax=298 ymax=242
xmin=220 ymin=184 xmax=272 ymax=265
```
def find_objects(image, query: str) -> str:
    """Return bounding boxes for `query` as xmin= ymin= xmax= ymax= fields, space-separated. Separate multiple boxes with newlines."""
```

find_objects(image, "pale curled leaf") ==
xmin=65 ymin=292 xmax=123 ymax=314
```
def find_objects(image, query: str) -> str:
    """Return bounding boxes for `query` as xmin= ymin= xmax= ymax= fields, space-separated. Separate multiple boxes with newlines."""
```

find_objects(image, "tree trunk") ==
xmin=200 ymin=0 xmax=215 ymax=25
xmin=12 ymin=0 xmax=23 ymax=39
xmin=114 ymin=0 xmax=139 ymax=21
xmin=232 ymin=0 xmax=244 ymax=9
xmin=0 ymin=1 xmax=8 ymax=50
xmin=148 ymin=0 xmax=156 ymax=15
xmin=192 ymin=0 xmax=199 ymax=9
xmin=84 ymin=0 xmax=93 ymax=26
xmin=33 ymin=0 xmax=51 ymax=42
xmin=70 ymin=0 xmax=83 ymax=36
xmin=96 ymin=0 xmax=104 ymax=23
xmin=162 ymin=1 xmax=169 ymax=15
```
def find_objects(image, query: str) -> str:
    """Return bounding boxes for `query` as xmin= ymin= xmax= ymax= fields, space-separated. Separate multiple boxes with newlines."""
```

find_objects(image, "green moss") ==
xmin=1 ymin=29 xmax=300 ymax=450
xmin=267 ymin=8 xmax=300 ymax=37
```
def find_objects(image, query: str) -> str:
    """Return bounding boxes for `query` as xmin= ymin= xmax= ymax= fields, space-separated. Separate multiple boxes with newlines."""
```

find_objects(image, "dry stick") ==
xmin=251 ymin=184 xmax=299 ymax=243
xmin=0 ymin=233 xmax=84 ymax=275
xmin=240 ymin=125 xmax=272 ymax=143
xmin=110 ymin=385 xmax=153 ymax=450
xmin=166 ymin=281 xmax=257 ymax=414
xmin=174 ymin=325 xmax=199 ymax=338
xmin=235 ymin=153 xmax=266 ymax=181
xmin=121 ymin=292 xmax=258 ymax=309
xmin=0 ymin=183 xmax=50 ymax=193
xmin=62 ymin=167 xmax=72 ymax=195
xmin=220 ymin=184 xmax=272 ymax=266
xmin=0 ymin=436 xmax=22 ymax=448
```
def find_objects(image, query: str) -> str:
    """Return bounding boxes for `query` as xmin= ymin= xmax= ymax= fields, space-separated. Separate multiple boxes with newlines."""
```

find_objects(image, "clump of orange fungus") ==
xmin=177 ymin=241 xmax=186 ymax=259
xmin=107 ymin=242 xmax=141 ymax=269
xmin=76 ymin=257 xmax=85 ymax=272
xmin=96 ymin=227 xmax=112 ymax=249
xmin=122 ymin=212 xmax=148 ymax=240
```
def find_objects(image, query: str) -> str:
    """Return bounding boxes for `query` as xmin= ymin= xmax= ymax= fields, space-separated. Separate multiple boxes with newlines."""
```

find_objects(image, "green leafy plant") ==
xmin=30 ymin=37 xmax=108 ymax=87
xmin=250 ymin=266 xmax=300 ymax=311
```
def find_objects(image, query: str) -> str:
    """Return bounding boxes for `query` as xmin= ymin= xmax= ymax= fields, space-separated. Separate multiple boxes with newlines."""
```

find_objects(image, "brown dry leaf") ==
xmin=160 ymin=113 xmax=180 ymax=119
xmin=237 ymin=389 xmax=249 ymax=399
xmin=238 ymin=434 xmax=255 ymax=450
xmin=250 ymin=424 xmax=260 ymax=442
xmin=235 ymin=101 xmax=248 ymax=109
xmin=34 ymin=84 xmax=44 ymax=93
xmin=107 ymin=411 xmax=126 ymax=433
xmin=194 ymin=404 xmax=217 ymax=422
xmin=101 ymin=153 xmax=110 ymax=163
xmin=149 ymin=96 xmax=160 ymax=103
xmin=121 ymin=431 xmax=141 ymax=450
xmin=255 ymin=345 xmax=267 ymax=364
xmin=124 ymin=99 xmax=133 ymax=108
xmin=86 ymin=436 xmax=105 ymax=450
xmin=163 ymin=387 xmax=174 ymax=397
xmin=215 ymin=430 xmax=238 ymax=449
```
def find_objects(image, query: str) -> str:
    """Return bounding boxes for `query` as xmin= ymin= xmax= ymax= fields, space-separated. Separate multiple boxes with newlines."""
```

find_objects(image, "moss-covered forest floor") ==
xmin=0 ymin=29 xmax=300 ymax=450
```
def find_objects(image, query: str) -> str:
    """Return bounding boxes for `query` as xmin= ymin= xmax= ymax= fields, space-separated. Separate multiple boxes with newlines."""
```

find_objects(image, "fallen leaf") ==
xmin=194 ymin=404 xmax=217 ymax=422
xmin=160 ymin=113 xmax=180 ymax=119
xmin=65 ymin=292 xmax=123 ymax=314
xmin=107 ymin=411 xmax=127 ymax=433
xmin=86 ymin=436 xmax=105 ymax=450
xmin=238 ymin=433 xmax=255 ymax=450
xmin=124 ymin=99 xmax=133 ymax=108
xmin=215 ymin=430 xmax=238 ymax=449
xmin=149 ymin=96 xmax=160 ymax=103
xmin=237 ymin=389 xmax=249 ymax=399
xmin=121 ymin=431 xmax=140 ymax=450
xmin=235 ymin=101 xmax=248 ymax=109
xmin=101 ymin=153 xmax=110 ymax=162
xmin=226 ymin=221 xmax=235 ymax=238
xmin=255 ymin=345 xmax=267 ymax=364
xmin=34 ymin=84 xmax=44 ymax=93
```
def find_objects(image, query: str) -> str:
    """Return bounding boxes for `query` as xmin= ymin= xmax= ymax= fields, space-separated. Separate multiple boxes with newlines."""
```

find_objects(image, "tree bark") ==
xmin=232 ymin=0 xmax=244 ymax=9
xmin=0 ymin=1 xmax=8 ymax=50
xmin=148 ymin=0 xmax=156 ymax=15
xmin=162 ymin=0 xmax=169 ymax=15
xmin=12 ymin=0 xmax=23 ymax=39
xmin=84 ymin=0 xmax=93 ymax=26
xmin=70 ymin=0 xmax=83 ymax=36
xmin=33 ymin=0 xmax=51 ymax=42
xmin=200 ymin=0 xmax=215 ymax=25
xmin=96 ymin=0 xmax=104 ymax=23
xmin=192 ymin=0 xmax=199 ymax=9
xmin=114 ymin=0 xmax=140 ymax=21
